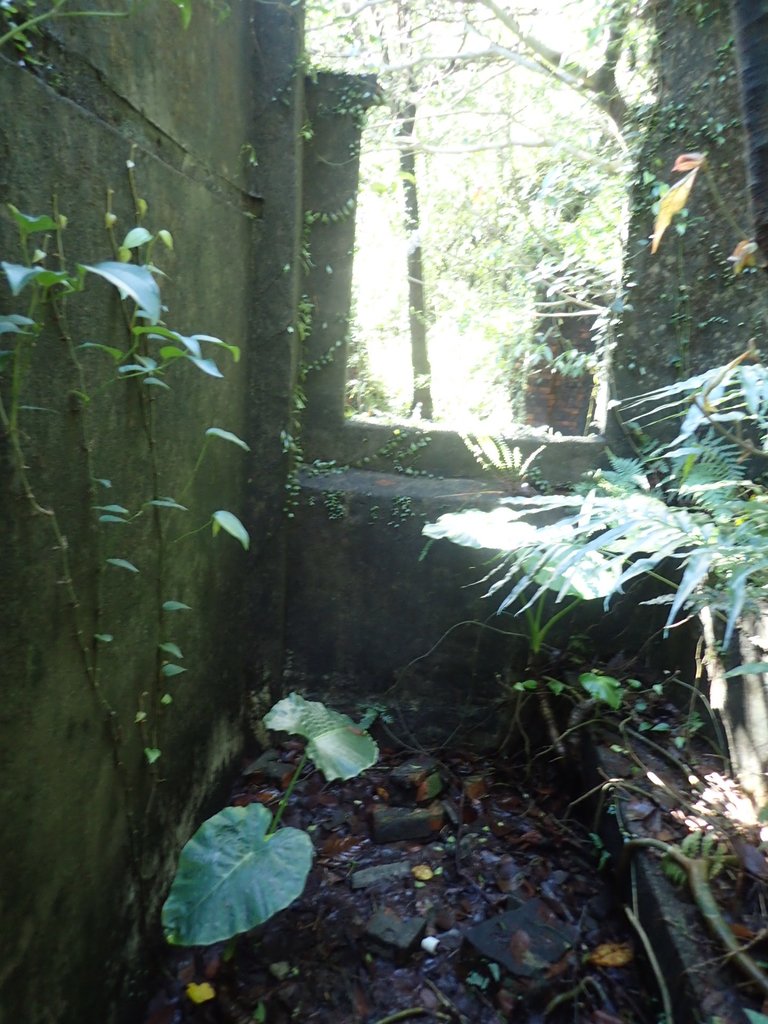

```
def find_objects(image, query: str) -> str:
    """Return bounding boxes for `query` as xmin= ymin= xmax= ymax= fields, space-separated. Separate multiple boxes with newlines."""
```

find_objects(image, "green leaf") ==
xmin=264 ymin=693 xmax=379 ymax=781
xmin=94 ymin=633 xmax=114 ymax=643
xmin=194 ymin=334 xmax=240 ymax=363
xmin=161 ymin=693 xmax=173 ymax=705
xmin=212 ymin=510 xmax=250 ymax=550
xmin=163 ymin=600 xmax=191 ymax=612
xmin=2 ymin=263 xmax=45 ymax=295
xmin=0 ymin=314 xmax=35 ymax=334
xmin=79 ymin=342 xmax=124 ymax=361
xmin=99 ymin=514 xmax=130 ymax=524
xmin=158 ymin=346 xmax=187 ymax=361
xmin=724 ymin=662 xmax=768 ymax=678
xmin=159 ymin=642 xmax=183 ymax=659
xmin=162 ymin=664 xmax=187 ymax=678
xmin=81 ymin=262 xmax=161 ymax=324
xmin=95 ymin=479 xmax=112 ymax=489
xmin=162 ymin=804 xmax=313 ymax=945
xmin=189 ymin=356 xmax=223 ymax=378
xmin=205 ymin=427 xmax=250 ymax=451
xmin=95 ymin=504 xmax=130 ymax=514
xmin=7 ymin=206 xmax=58 ymax=235
xmin=149 ymin=497 xmax=188 ymax=511
xmin=122 ymin=227 xmax=153 ymax=249
xmin=145 ymin=747 xmax=162 ymax=765
xmin=106 ymin=558 xmax=139 ymax=573
xmin=579 ymin=672 xmax=622 ymax=710
xmin=744 ymin=1011 xmax=768 ymax=1024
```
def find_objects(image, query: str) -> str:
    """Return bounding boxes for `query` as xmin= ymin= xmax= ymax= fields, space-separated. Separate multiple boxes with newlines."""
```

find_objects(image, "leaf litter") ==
xmin=143 ymin=739 xmax=659 ymax=1024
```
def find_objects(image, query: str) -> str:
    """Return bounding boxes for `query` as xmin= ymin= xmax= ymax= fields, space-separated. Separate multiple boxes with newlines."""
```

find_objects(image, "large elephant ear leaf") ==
xmin=264 ymin=692 xmax=379 ymax=781
xmin=162 ymin=804 xmax=313 ymax=946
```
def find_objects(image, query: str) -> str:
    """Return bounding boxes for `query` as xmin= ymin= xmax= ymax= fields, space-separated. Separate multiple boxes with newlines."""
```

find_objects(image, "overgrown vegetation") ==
xmin=0 ymin=175 xmax=249 ymax=925
xmin=305 ymin=0 xmax=654 ymax=425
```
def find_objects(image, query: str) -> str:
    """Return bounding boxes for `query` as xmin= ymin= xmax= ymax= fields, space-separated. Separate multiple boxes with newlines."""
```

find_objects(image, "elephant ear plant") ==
xmin=162 ymin=693 xmax=379 ymax=946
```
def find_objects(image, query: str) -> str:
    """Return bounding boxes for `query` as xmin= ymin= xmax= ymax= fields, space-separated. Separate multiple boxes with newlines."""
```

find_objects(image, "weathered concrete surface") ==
xmin=0 ymin=3 xmax=302 ymax=1022
xmin=283 ymin=469 xmax=687 ymax=750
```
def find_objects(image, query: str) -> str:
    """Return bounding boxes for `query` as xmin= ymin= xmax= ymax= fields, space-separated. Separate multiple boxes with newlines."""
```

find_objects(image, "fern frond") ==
xmin=593 ymin=453 xmax=651 ymax=497
xmin=667 ymin=436 xmax=746 ymax=512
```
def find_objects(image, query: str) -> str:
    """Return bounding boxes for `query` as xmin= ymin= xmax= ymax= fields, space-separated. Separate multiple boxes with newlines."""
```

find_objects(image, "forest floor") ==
xmin=142 ymin=689 xmax=768 ymax=1024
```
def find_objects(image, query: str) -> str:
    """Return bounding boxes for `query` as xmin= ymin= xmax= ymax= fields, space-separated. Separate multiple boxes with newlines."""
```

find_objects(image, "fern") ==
xmin=591 ymin=453 xmax=652 ymax=497
xmin=667 ymin=436 xmax=745 ymax=513
xmin=426 ymin=359 xmax=768 ymax=651
xmin=462 ymin=433 xmax=544 ymax=489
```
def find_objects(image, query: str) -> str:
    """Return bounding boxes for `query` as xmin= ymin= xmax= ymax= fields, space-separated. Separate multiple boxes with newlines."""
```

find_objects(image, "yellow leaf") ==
xmin=186 ymin=982 xmax=216 ymax=1004
xmin=411 ymin=864 xmax=434 ymax=881
xmin=588 ymin=942 xmax=633 ymax=968
xmin=651 ymin=168 xmax=699 ymax=253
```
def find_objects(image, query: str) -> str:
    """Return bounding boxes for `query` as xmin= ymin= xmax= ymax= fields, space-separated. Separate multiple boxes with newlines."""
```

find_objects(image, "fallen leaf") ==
xmin=508 ymin=928 xmax=531 ymax=962
xmin=464 ymin=774 xmax=488 ymax=801
xmin=733 ymin=838 xmax=768 ymax=879
xmin=651 ymin=168 xmax=699 ymax=253
xmin=588 ymin=942 xmax=633 ymax=968
xmin=412 ymin=863 xmax=434 ymax=881
xmin=186 ymin=982 xmax=216 ymax=1004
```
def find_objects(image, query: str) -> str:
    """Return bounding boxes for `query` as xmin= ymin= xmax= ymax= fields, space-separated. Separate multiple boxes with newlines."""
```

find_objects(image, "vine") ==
xmin=0 ymin=165 xmax=249 ymax=928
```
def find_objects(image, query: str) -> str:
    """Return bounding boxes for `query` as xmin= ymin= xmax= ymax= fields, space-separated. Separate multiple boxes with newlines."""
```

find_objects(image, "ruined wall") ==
xmin=284 ymin=77 xmax=687 ymax=743
xmin=0 ymin=3 xmax=303 ymax=1022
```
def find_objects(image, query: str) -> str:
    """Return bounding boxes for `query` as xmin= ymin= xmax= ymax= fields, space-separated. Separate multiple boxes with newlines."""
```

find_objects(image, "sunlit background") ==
xmin=305 ymin=0 xmax=655 ymax=430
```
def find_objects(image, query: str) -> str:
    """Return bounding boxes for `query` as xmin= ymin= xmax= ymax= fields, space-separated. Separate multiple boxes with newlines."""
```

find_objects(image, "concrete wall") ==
xmin=284 ymin=76 xmax=685 ymax=741
xmin=0 ymin=3 xmax=302 ymax=1022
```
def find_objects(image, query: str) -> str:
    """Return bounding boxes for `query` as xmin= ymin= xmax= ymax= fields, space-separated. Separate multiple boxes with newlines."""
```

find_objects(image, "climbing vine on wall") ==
xmin=0 ymin=162 xmax=249 ymax=926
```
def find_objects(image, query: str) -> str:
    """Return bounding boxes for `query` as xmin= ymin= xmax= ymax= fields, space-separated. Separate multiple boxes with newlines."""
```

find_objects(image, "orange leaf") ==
xmin=588 ymin=942 xmax=634 ymax=968
xmin=651 ymin=168 xmax=699 ymax=253
xmin=728 ymin=239 xmax=759 ymax=274
xmin=186 ymin=982 xmax=216 ymax=1004
xmin=672 ymin=152 xmax=707 ymax=173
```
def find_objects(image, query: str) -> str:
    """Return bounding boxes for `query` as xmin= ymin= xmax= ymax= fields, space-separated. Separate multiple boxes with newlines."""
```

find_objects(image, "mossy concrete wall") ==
xmin=285 ymin=77 xmax=691 ymax=743
xmin=0 ymin=3 xmax=302 ymax=1022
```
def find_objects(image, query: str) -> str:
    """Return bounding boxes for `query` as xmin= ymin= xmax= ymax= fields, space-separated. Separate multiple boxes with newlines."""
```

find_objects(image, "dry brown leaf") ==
xmin=672 ymin=152 xmax=707 ymax=172
xmin=728 ymin=239 xmax=760 ymax=274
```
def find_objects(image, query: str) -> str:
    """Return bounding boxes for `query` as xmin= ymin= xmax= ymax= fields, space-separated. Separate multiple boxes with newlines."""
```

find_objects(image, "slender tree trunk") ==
xmin=397 ymin=102 xmax=433 ymax=420
xmin=730 ymin=0 xmax=768 ymax=263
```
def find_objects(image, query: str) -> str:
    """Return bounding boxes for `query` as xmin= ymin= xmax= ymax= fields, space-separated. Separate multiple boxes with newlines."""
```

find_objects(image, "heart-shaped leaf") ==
xmin=162 ymin=804 xmax=313 ymax=946
xmin=264 ymin=693 xmax=378 ymax=781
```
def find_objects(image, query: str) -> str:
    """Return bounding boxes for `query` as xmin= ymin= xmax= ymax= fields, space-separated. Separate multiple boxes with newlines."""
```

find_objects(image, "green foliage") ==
xmin=162 ymin=804 xmax=314 ymax=945
xmin=462 ymin=434 xmax=544 ymax=491
xmin=162 ymin=694 xmax=379 ymax=946
xmin=423 ymin=351 xmax=768 ymax=654
xmin=306 ymin=0 xmax=652 ymax=424
xmin=1 ymin=183 xmax=249 ymax=908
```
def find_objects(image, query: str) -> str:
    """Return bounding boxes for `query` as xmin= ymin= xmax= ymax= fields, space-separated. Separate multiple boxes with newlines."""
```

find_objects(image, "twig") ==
xmin=370 ymin=1009 xmax=432 ymax=1024
xmin=620 ymin=837 xmax=768 ymax=998
xmin=624 ymin=904 xmax=674 ymax=1024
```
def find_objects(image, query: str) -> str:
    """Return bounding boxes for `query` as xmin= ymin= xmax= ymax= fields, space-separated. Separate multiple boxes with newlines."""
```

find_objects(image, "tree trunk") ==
xmin=730 ymin=0 xmax=768 ymax=262
xmin=397 ymin=102 xmax=434 ymax=420
xmin=610 ymin=0 xmax=764 ymax=444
